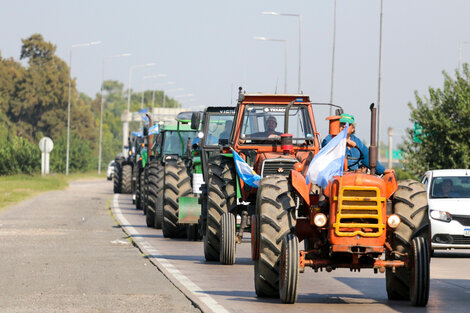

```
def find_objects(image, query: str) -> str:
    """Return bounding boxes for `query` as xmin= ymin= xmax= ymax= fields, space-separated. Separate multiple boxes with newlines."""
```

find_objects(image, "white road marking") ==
xmin=112 ymin=194 xmax=230 ymax=313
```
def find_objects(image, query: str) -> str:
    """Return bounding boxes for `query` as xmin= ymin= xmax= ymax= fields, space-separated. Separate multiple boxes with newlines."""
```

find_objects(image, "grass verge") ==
xmin=0 ymin=172 xmax=106 ymax=212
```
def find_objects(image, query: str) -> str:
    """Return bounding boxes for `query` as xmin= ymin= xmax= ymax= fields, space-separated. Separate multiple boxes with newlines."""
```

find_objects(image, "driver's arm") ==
xmin=351 ymin=135 xmax=386 ymax=174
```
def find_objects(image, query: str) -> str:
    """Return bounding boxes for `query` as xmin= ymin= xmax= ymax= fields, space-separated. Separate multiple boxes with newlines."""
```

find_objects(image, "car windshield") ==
xmin=163 ymin=131 xmax=198 ymax=155
xmin=205 ymin=114 xmax=234 ymax=146
xmin=239 ymin=104 xmax=313 ymax=144
xmin=430 ymin=176 xmax=470 ymax=199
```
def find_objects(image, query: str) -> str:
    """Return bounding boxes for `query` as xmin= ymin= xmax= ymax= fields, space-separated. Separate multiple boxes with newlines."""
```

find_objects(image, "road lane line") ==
xmin=112 ymin=194 xmax=229 ymax=313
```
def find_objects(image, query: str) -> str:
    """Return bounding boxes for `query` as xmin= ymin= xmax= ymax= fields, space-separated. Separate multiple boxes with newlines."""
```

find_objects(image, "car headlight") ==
xmin=430 ymin=210 xmax=452 ymax=222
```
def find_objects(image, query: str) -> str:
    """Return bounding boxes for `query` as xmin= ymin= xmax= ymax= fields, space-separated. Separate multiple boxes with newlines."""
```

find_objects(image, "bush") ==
xmin=0 ymin=135 xmax=40 ymax=175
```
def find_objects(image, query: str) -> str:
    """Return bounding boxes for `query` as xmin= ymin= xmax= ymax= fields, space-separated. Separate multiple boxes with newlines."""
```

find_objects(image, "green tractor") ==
xmin=180 ymin=107 xmax=236 ymax=241
xmin=144 ymin=112 xmax=200 ymax=238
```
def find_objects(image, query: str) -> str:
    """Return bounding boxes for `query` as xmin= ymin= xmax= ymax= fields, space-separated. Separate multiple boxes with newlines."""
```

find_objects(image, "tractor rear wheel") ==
xmin=280 ymin=233 xmax=299 ymax=304
xmin=254 ymin=176 xmax=296 ymax=298
xmin=113 ymin=162 xmax=122 ymax=193
xmin=146 ymin=162 xmax=161 ymax=228
xmin=386 ymin=179 xmax=430 ymax=305
xmin=121 ymin=164 xmax=132 ymax=194
xmin=220 ymin=212 xmax=236 ymax=265
xmin=204 ymin=155 xmax=236 ymax=262
xmin=140 ymin=170 xmax=146 ymax=214
xmin=135 ymin=169 xmax=142 ymax=210
xmin=162 ymin=159 xmax=192 ymax=238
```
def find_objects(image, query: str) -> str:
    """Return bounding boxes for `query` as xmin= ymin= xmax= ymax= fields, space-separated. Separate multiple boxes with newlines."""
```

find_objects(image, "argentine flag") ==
xmin=132 ymin=131 xmax=143 ymax=138
xmin=232 ymin=150 xmax=261 ymax=188
xmin=306 ymin=124 xmax=349 ymax=188
xmin=148 ymin=124 xmax=159 ymax=135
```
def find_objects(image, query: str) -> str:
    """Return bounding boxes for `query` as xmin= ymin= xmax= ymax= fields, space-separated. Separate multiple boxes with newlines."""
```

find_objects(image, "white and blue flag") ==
xmin=232 ymin=150 xmax=261 ymax=188
xmin=132 ymin=131 xmax=143 ymax=138
xmin=148 ymin=124 xmax=159 ymax=135
xmin=306 ymin=124 xmax=349 ymax=188
xmin=139 ymin=108 xmax=149 ymax=124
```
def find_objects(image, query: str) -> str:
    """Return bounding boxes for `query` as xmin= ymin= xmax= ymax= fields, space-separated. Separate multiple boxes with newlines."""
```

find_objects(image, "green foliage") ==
xmin=0 ymin=135 xmax=40 ymax=175
xmin=50 ymin=132 xmax=95 ymax=173
xmin=394 ymin=168 xmax=418 ymax=181
xmin=401 ymin=64 xmax=470 ymax=175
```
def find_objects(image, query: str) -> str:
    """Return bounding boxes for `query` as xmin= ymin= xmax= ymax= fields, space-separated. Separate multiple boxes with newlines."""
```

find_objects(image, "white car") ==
xmin=421 ymin=169 xmax=470 ymax=252
xmin=106 ymin=160 xmax=115 ymax=181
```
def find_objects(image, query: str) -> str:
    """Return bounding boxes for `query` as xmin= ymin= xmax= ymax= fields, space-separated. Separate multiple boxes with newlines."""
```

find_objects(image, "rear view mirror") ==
xmin=191 ymin=112 xmax=201 ymax=130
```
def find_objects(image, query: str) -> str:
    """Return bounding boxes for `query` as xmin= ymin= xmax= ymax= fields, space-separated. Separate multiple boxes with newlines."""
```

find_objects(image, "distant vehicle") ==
xmin=421 ymin=169 xmax=470 ymax=252
xmin=107 ymin=161 xmax=115 ymax=181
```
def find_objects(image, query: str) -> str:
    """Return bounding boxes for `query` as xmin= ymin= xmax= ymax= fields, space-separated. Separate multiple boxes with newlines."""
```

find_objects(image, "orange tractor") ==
xmin=202 ymin=89 xmax=320 ymax=265
xmin=251 ymin=103 xmax=430 ymax=306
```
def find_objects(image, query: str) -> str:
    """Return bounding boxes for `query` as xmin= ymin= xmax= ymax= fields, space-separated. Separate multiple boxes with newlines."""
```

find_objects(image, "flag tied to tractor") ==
xmin=232 ymin=149 xmax=261 ymax=188
xmin=306 ymin=123 xmax=349 ymax=188
xmin=148 ymin=124 xmax=159 ymax=135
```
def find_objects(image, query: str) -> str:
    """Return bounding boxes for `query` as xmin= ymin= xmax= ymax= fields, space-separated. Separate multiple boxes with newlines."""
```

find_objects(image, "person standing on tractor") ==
xmin=322 ymin=113 xmax=386 ymax=175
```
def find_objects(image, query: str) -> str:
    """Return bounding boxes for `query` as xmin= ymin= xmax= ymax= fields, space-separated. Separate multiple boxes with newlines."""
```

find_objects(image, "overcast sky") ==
xmin=1 ymin=0 xmax=469 ymax=148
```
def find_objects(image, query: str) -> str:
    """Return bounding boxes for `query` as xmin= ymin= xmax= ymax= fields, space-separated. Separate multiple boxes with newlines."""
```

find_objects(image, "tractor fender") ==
xmin=290 ymin=170 xmax=310 ymax=206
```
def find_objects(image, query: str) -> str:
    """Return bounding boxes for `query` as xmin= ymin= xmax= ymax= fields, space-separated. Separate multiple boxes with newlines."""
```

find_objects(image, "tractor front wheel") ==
xmin=121 ymin=164 xmax=132 ymax=194
xmin=280 ymin=233 xmax=299 ymax=304
xmin=220 ymin=212 xmax=236 ymax=265
xmin=113 ymin=162 xmax=122 ymax=193
xmin=162 ymin=159 xmax=192 ymax=238
xmin=254 ymin=176 xmax=296 ymax=298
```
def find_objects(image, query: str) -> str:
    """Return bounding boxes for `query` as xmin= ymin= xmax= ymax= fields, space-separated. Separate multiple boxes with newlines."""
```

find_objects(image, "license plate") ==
xmin=464 ymin=229 xmax=470 ymax=237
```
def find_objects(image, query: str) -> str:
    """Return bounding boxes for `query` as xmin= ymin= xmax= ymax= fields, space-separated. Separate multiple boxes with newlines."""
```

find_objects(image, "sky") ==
xmin=1 ymin=0 xmax=469 ymax=148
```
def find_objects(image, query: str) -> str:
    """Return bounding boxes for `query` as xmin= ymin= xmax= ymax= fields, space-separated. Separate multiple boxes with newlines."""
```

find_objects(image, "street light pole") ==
xmin=330 ymin=0 xmax=337 ymax=114
xmin=254 ymin=36 xmax=288 ymax=93
xmin=262 ymin=12 xmax=302 ymax=93
xmin=377 ymin=0 xmax=384 ymax=155
xmin=98 ymin=52 xmax=131 ymax=174
xmin=123 ymin=63 xmax=156 ymax=154
xmin=66 ymin=40 xmax=101 ymax=176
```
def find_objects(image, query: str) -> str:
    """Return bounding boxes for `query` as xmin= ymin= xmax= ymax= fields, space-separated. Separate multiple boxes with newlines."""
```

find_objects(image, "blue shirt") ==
xmin=322 ymin=133 xmax=385 ymax=175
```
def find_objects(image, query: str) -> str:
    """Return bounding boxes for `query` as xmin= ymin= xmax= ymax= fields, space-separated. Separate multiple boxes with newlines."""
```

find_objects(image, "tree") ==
xmin=401 ymin=65 xmax=470 ymax=175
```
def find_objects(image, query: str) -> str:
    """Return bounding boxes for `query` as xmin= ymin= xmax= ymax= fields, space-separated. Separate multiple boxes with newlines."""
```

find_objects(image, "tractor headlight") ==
xmin=430 ymin=210 xmax=452 ymax=222
xmin=387 ymin=214 xmax=401 ymax=228
xmin=313 ymin=213 xmax=327 ymax=227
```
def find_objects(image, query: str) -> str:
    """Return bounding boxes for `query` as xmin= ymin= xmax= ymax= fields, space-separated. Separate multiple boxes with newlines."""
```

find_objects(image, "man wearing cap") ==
xmin=322 ymin=113 xmax=386 ymax=175
xmin=252 ymin=115 xmax=282 ymax=138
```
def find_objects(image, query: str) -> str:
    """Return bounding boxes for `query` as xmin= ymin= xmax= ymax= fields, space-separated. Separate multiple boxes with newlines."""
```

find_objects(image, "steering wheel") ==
xmin=346 ymin=145 xmax=363 ymax=169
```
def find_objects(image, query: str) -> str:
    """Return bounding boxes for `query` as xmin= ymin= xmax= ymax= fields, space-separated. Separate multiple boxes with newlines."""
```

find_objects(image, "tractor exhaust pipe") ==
xmin=369 ymin=103 xmax=378 ymax=175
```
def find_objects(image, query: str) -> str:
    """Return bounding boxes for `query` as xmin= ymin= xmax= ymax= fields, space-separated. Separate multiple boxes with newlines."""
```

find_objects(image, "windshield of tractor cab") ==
xmin=162 ymin=130 xmax=198 ymax=155
xmin=204 ymin=114 xmax=234 ymax=146
xmin=430 ymin=176 xmax=470 ymax=199
xmin=239 ymin=104 xmax=314 ymax=144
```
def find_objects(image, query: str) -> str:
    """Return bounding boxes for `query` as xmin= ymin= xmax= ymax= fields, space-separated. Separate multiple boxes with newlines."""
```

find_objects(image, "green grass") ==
xmin=0 ymin=172 xmax=106 ymax=212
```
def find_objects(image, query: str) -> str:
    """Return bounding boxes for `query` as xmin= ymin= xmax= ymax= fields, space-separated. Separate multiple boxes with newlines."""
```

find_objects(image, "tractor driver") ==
xmin=322 ymin=113 xmax=386 ymax=175
xmin=252 ymin=115 xmax=282 ymax=138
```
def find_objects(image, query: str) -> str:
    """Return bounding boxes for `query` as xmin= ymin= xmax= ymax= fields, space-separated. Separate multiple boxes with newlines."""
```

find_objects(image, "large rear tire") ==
xmin=113 ymin=162 xmax=122 ymax=193
xmin=204 ymin=155 xmax=236 ymax=262
xmin=135 ymin=168 xmax=142 ymax=210
xmin=386 ymin=179 xmax=430 ymax=304
xmin=145 ymin=162 xmax=161 ymax=228
xmin=220 ymin=212 xmax=236 ymax=265
xmin=280 ymin=233 xmax=299 ymax=304
xmin=121 ymin=164 xmax=132 ymax=194
xmin=140 ymin=169 xmax=146 ymax=214
xmin=162 ymin=159 xmax=192 ymax=238
xmin=254 ymin=176 xmax=296 ymax=298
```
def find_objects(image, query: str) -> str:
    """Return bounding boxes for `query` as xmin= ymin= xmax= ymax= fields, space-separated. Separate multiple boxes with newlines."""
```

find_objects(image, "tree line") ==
xmin=1 ymin=33 xmax=468 ymax=176
xmin=0 ymin=34 xmax=180 ymax=175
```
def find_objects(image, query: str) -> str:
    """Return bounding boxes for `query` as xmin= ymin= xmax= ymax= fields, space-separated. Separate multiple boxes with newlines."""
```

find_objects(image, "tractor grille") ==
xmin=333 ymin=187 xmax=386 ymax=237
xmin=261 ymin=159 xmax=297 ymax=177
xmin=452 ymin=215 xmax=470 ymax=227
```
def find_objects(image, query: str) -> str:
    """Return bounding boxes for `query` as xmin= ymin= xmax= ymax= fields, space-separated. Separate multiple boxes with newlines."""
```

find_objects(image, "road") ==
xmin=113 ymin=192 xmax=470 ymax=313
xmin=0 ymin=179 xmax=200 ymax=313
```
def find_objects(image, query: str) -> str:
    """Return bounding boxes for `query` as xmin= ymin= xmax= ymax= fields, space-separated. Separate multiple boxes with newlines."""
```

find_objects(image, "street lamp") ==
xmin=66 ymin=40 xmax=101 ymax=176
xmin=152 ymin=81 xmax=175 ymax=109
xmin=458 ymin=40 xmax=470 ymax=69
xmin=142 ymin=74 xmax=166 ymax=110
xmin=98 ymin=52 xmax=131 ymax=174
xmin=329 ymin=0 xmax=337 ymax=113
xmin=122 ymin=63 xmax=156 ymax=154
xmin=262 ymin=11 xmax=302 ymax=93
xmin=162 ymin=87 xmax=184 ymax=108
xmin=377 ymin=0 xmax=384 ymax=156
xmin=254 ymin=36 xmax=288 ymax=93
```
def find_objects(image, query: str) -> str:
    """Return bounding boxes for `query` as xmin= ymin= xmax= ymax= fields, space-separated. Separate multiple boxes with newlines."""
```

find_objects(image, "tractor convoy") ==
xmin=112 ymin=88 xmax=430 ymax=307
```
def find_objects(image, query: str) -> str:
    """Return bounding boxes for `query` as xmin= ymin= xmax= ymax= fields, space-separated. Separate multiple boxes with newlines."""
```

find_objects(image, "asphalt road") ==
xmin=113 ymin=191 xmax=470 ymax=313
xmin=0 ymin=179 xmax=200 ymax=313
